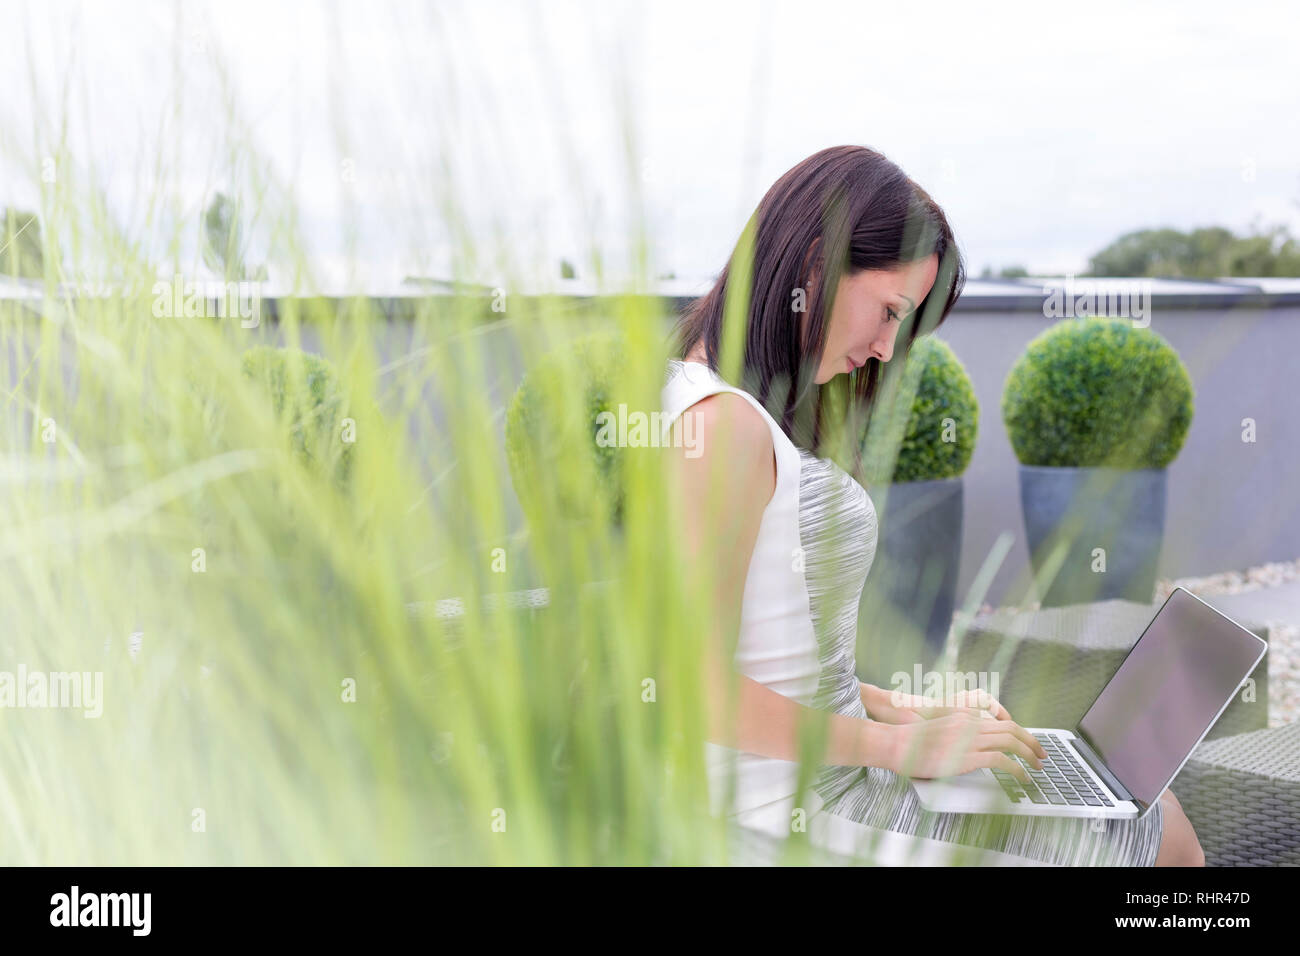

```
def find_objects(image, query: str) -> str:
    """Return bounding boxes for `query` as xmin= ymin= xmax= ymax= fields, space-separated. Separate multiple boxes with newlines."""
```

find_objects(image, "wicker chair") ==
xmin=1172 ymin=720 xmax=1300 ymax=866
xmin=951 ymin=599 xmax=1300 ymax=866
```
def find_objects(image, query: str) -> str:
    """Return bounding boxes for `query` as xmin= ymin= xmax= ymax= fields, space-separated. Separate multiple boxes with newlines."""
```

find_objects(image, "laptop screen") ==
xmin=1077 ymin=589 xmax=1266 ymax=808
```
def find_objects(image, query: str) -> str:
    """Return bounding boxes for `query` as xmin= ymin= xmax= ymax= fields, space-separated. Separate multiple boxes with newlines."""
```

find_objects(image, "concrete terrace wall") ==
xmin=4 ymin=276 xmax=1297 ymax=607
xmin=661 ymin=277 xmax=1300 ymax=606
xmin=923 ymin=299 xmax=1300 ymax=607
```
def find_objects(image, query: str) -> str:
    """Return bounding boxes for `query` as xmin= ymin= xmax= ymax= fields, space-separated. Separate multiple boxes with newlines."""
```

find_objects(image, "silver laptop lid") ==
xmin=1075 ymin=587 xmax=1268 ymax=812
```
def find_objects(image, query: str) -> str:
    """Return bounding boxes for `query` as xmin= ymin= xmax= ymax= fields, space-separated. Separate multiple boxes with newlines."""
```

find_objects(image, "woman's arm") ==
xmin=711 ymin=656 xmax=896 ymax=766
xmin=859 ymin=682 xmax=899 ymax=722
xmin=669 ymin=393 xmax=897 ymax=769
xmin=860 ymin=680 xmax=1016 ymax=725
xmin=666 ymin=394 xmax=1043 ymax=780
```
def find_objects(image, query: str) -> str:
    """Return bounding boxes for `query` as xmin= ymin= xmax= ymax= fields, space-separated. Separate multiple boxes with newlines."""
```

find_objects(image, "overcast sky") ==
xmin=3 ymin=0 xmax=1298 ymax=288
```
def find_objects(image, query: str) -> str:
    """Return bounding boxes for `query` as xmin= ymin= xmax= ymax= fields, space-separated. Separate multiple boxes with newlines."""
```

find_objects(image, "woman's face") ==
xmin=813 ymin=253 xmax=940 ymax=384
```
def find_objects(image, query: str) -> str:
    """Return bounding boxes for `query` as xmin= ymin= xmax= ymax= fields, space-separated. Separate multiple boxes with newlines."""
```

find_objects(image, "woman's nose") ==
xmin=873 ymin=325 xmax=902 ymax=363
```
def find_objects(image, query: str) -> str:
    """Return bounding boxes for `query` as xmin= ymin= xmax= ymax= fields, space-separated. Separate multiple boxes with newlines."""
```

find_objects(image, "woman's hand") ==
xmin=860 ymin=682 xmax=1015 ymax=724
xmin=882 ymin=712 xmax=1048 ymax=782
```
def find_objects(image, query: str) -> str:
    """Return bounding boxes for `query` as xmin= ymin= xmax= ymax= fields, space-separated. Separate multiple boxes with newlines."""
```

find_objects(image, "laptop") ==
xmin=909 ymin=587 xmax=1268 ymax=819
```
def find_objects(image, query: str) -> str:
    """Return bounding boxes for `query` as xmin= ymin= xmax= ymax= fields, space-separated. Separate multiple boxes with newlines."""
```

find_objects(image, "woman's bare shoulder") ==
xmin=673 ymin=392 xmax=776 ymax=500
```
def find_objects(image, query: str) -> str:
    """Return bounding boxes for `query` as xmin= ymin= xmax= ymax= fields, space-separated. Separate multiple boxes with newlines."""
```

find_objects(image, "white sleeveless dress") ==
xmin=661 ymin=359 xmax=1165 ymax=866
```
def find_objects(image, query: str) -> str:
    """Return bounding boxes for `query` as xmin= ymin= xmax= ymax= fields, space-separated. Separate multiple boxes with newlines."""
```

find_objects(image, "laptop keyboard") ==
xmin=991 ymin=735 xmax=1116 ymax=807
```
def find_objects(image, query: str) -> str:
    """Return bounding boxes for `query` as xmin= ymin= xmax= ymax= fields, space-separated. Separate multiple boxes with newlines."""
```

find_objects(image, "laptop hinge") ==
xmin=1068 ymin=735 xmax=1134 ymax=803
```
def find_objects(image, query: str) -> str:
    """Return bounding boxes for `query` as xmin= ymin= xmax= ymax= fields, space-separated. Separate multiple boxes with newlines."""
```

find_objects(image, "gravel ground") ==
xmin=1156 ymin=559 xmax=1300 ymax=729
xmin=973 ymin=558 xmax=1300 ymax=729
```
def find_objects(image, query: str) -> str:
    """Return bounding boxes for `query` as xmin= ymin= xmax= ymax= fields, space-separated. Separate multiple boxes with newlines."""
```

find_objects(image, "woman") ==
xmin=662 ymin=145 xmax=1203 ymax=866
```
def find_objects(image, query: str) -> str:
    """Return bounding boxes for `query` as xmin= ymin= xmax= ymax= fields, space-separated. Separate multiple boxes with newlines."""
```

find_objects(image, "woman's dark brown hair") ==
xmin=673 ymin=144 xmax=965 ymax=461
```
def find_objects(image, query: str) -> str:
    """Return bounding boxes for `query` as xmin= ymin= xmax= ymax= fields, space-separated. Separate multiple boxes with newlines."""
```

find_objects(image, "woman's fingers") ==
xmin=924 ymin=704 xmax=992 ymax=720
xmin=969 ymin=751 xmax=1033 ymax=783
xmin=938 ymin=714 xmax=1045 ymax=761
xmin=975 ymin=731 xmax=1043 ymax=769
xmin=984 ymin=696 xmax=1014 ymax=722
xmin=890 ymin=713 xmax=1047 ymax=782
xmin=981 ymin=718 xmax=1047 ymax=759
xmin=955 ymin=689 xmax=1014 ymax=722
xmin=913 ymin=689 xmax=1015 ymax=724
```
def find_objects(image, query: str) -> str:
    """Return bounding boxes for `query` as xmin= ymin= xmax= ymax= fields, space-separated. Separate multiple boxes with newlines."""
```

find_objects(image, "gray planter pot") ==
xmin=855 ymin=477 xmax=963 ymax=686
xmin=1018 ymin=464 xmax=1166 ymax=607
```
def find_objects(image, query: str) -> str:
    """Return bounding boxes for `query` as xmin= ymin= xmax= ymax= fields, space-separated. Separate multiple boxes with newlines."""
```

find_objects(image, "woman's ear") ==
xmin=801 ymin=236 xmax=823 ymax=290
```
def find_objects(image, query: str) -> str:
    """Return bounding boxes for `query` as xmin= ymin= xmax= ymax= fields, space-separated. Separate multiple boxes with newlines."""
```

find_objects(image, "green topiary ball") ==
xmin=240 ymin=345 xmax=355 ymax=487
xmin=505 ymin=332 xmax=627 ymax=528
xmin=859 ymin=336 xmax=979 ymax=484
xmin=1001 ymin=316 xmax=1194 ymax=469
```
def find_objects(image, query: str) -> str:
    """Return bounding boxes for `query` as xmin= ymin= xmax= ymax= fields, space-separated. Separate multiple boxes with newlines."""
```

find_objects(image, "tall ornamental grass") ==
xmin=1 ymin=12 xmax=1021 ymax=866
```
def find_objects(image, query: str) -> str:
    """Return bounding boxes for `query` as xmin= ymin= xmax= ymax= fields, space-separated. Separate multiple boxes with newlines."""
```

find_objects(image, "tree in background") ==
xmin=979 ymin=264 xmax=1029 ymax=279
xmin=1 ymin=208 xmax=44 ymax=278
xmin=1087 ymin=224 xmax=1300 ymax=277
xmin=202 ymin=191 xmax=267 ymax=280
xmin=202 ymin=192 xmax=244 ymax=278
